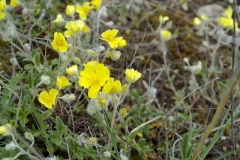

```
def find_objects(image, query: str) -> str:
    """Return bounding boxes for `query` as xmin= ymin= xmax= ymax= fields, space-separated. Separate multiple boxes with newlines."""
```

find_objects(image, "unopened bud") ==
xmin=24 ymin=132 xmax=34 ymax=142
xmin=60 ymin=94 xmax=76 ymax=103
xmin=40 ymin=75 xmax=51 ymax=85
xmin=103 ymin=151 xmax=111 ymax=158
xmin=105 ymin=21 xmax=114 ymax=27
xmin=5 ymin=141 xmax=17 ymax=151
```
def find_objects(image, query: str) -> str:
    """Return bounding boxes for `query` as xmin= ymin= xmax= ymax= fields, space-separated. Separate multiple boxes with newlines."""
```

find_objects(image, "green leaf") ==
xmin=24 ymin=64 xmax=34 ymax=70
xmin=180 ymin=132 xmax=190 ymax=159
xmin=51 ymin=59 xmax=59 ymax=66
xmin=33 ymin=131 xmax=42 ymax=137
xmin=27 ymin=70 xmax=33 ymax=88
xmin=55 ymin=116 xmax=68 ymax=136
xmin=16 ymin=51 xmax=31 ymax=60
xmin=31 ymin=48 xmax=39 ymax=58
xmin=132 ymin=142 xmax=141 ymax=152
xmin=33 ymin=53 xmax=41 ymax=67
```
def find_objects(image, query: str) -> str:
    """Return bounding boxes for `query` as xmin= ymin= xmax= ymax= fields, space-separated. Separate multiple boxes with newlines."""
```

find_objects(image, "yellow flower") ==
xmin=82 ymin=24 xmax=90 ymax=33
xmin=200 ymin=14 xmax=207 ymax=21
xmin=53 ymin=14 xmax=64 ymax=24
xmin=91 ymin=0 xmax=102 ymax=10
xmin=218 ymin=17 xmax=234 ymax=29
xmin=64 ymin=20 xmax=85 ymax=37
xmin=51 ymin=32 xmax=69 ymax=52
xmin=193 ymin=17 xmax=201 ymax=26
xmin=118 ymin=39 xmax=127 ymax=47
xmin=88 ymin=137 xmax=98 ymax=143
xmin=76 ymin=2 xmax=93 ymax=20
xmin=0 ymin=124 xmax=11 ymax=136
xmin=38 ymin=89 xmax=59 ymax=109
xmin=66 ymin=65 xmax=78 ymax=77
xmin=137 ymin=132 xmax=143 ymax=137
xmin=66 ymin=5 xmax=76 ymax=17
xmin=79 ymin=61 xmax=110 ymax=98
xmin=159 ymin=15 xmax=169 ymax=23
xmin=100 ymin=29 xmax=127 ymax=48
xmin=10 ymin=0 xmax=19 ymax=7
xmin=223 ymin=7 xmax=232 ymax=19
xmin=0 ymin=0 xmax=6 ymax=21
xmin=102 ymin=78 xmax=122 ymax=94
xmin=160 ymin=30 xmax=171 ymax=41
xmin=120 ymin=108 xmax=127 ymax=117
xmin=57 ymin=76 xmax=71 ymax=89
xmin=125 ymin=69 xmax=141 ymax=83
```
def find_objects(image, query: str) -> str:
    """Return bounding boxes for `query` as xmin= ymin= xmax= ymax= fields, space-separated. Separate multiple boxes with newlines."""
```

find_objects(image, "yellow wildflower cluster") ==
xmin=64 ymin=20 xmax=85 ymax=37
xmin=38 ymin=65 xmax=79 ymax=109
xmin=51 ymin=20 xmax=89 ymax=52
xmin=0 ymin=0 xmax=20 ymax=21
xmin=218 ymin=7 xmax=238 ymax=30
xmin=40 ymin=0 xmax=138 ymax=112
xmin=38 ymin=61 xmax=136 ymax=108
xmin=79 ymin=61 xmax=141 ymax=98
xmin=159 ymin=15 xmax=169 ymax=23
xmin=65 ymin=0 xmax=102 ymax=20
xmin=193 ymin=14 xmax=207 ymax=26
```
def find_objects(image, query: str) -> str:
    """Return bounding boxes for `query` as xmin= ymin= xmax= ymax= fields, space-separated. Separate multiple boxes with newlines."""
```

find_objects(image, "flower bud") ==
xmin=183 ymin=57 xmax=189 ymax=65
xmin=73 ymin=57 xmax=81 ymax=64
xmin=106 ymin=49 xmax=121 ymax=61
xmin=105 ymin=21 xmax=114 ymax=27
xmin=66 ymin=65 xmax=78 ymax=77
xmin=24 ymin=132 xmax=34 ymax=142
xmin=10 ymin=57 xmax=18 ymax=67
xmin=40 ymin=75 xmax=51 ymax=85
xmin=24 ymin=43 xmax=31 ymax=51
xmin=5 ymin=141 xmax=17 ymax=151
xmin=103 ymin=151 xmax=111 ymax=158
xmin=101 ymin=6 xmax=108 ymax=17
xmin=60 ymin=94 xmax=76 ymax=103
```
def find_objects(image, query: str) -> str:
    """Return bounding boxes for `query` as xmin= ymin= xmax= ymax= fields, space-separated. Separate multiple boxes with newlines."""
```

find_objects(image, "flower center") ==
xmin=56 ymin=35 xmax=64 ymax=45
xmin=45 ymin=97 xmax=52 ymax=104
xmin=92 ymin=74 xmax=101 ymax=85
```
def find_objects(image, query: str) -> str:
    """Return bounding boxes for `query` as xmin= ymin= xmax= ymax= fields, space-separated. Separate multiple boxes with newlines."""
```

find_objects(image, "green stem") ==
xmin=31 ymin=104 xmax=53 ymax=156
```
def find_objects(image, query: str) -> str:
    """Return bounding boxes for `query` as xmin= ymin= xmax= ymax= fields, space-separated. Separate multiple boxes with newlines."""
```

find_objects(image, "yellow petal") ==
xmin=0 ymin=12 xmax=5 ymax=21
xmin=57 ymin=76 xmax=71 ymax=89
xmin=0 ymin=124 xmax=11 ymax=136
xmin=88 ymin=84 xmax=101 ymax=98
xmin=49 ymin=89 xmax=59 ymax=105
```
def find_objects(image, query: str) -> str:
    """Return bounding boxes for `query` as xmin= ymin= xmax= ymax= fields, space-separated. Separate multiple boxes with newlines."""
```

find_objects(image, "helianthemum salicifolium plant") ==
xmin=0 ymin=0 xmax=175 ymax=159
